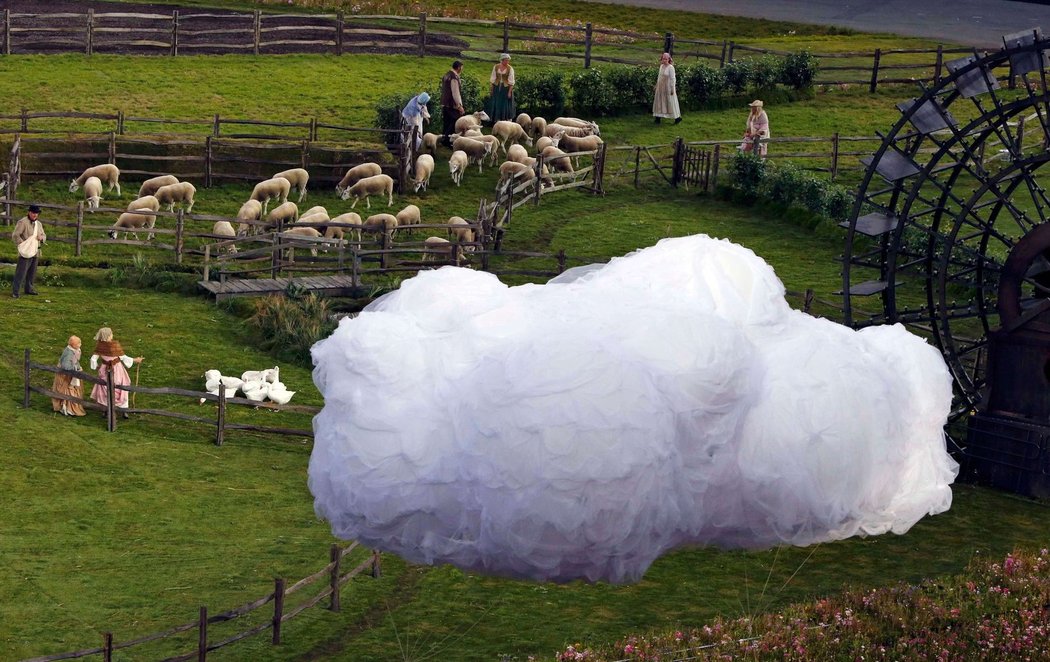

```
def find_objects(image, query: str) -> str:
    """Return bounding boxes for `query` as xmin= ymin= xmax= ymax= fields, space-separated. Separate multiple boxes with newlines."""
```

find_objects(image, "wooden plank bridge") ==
xmin=198 ymin=275 xmax=360 ymax=301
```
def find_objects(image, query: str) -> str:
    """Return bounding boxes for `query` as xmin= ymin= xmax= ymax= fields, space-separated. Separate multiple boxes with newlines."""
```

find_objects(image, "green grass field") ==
xmin=1 ymin=1 xmax=1047 ymax=660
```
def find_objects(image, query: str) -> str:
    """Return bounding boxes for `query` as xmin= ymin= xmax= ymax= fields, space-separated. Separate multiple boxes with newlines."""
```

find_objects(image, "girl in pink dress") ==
xmin=90 ymin=327 xmax=143 ymax=415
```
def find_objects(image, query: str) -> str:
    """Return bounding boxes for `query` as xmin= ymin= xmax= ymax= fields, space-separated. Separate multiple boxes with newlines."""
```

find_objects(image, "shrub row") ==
xmin=727 ymin=152 xmax=853 ymax=223
xmin=374 ymin=51 xmax=817 ymax=129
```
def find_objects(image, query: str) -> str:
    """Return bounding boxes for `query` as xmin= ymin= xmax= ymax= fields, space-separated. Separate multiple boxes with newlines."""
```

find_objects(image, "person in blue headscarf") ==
xmin=402 ymin=92 xmax=431 ymax=149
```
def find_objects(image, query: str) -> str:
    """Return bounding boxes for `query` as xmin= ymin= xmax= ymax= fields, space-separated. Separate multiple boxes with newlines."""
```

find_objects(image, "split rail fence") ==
xmin=0 ymin=7 xmax=988 ymax=88
xmin=22 ymin=538 xmax=381 ymax=662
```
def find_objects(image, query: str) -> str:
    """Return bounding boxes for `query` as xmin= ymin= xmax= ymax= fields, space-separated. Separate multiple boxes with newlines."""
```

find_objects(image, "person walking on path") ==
xmin=89 ymin=327 xmax=144 ymax=418
xmin=440 ymin=60 xmax=465 ymax=147
xmin=485 ymin=53 xmax=516 ymax=123
xmin=11 ymin=204 xmax=45 ymax=298
xmin=52 ymin=335 xmax=87 ymax=417
xmin=744 ymin=99 xmax=770 ymax=157
xmin=401 ymin=92 xmax=431 ymax=150
xmin=652 ymin=52 xmax=681 ymax=124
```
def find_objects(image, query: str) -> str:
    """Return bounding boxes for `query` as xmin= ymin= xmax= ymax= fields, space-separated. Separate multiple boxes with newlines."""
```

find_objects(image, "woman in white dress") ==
xmin=652 ymin=52 xmax=681 ymax=125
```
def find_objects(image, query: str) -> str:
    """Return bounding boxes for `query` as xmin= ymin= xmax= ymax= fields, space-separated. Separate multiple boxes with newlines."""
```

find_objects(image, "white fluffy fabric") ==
xmin=308 ymin=235 xmax=958 ymax=584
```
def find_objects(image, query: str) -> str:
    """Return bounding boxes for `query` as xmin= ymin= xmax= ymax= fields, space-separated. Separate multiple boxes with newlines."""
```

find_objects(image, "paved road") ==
xmin=589 ymin=0 xmax=1050 ymax=48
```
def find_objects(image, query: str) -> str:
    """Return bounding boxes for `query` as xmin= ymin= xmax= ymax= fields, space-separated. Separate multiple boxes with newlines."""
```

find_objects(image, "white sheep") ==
xmin=553 ymin=116 xmax=601 ymax=135
xmin=542 ymin=145 xmax=575 ymax=174
xmin=421 ymin=132 xmax=440 ymax=155
xmin=154 ymin=181 xmax=196 ymax=213
xmin=507 ymin=144 xmax=530 ymax=165
xmin=396 ymin=204 xmax=421 ymax=232
xmin=473 ymin=134 xmax=503 ymax=165
xmin=300 ymin=205 xmax=328 ymax=218
xmin=454 ymin=110 xmax=490 ymax=134
xmin=250 ymin=177 xmax=291 ymax=216
xmin=462 ymin=128 xmax=484 ymax=138
xmin=212 ymin=220 xmax=238 ymax=254
xmin=109 ymin=211 xmax=157 ymax=241
xmin=126 ymin=195 xmax=160 ymax=213
xmin=546 ymin=122 xmax=598 ymax=139
xmin=82 ymin=176 xmax=103 ymax=211
xmin=298 ymin=211 xmax=330 ymax=227
xmin=449 ymin=150 xmax=468 ymax=186
xmin=282 ymin=226 xmax=323 ymax=257
xmin=452 ymin=137 xmax=492 ymax=174
xmin=497 ymin=161 xmax=537 ymax=195
xmin=558 ymin=133 xmax=604 ymax=167
xmin=266 ymin=201 xmax=299 ymax=230
xmin=516 ymin=113 xmax=533 ymax=135
xmin=137 ymin=175 xmax=179 ymax=198
xmin=273 ymin=168 xmax=310 ymax=203
xmin=413 ymin=154 xmax=435 ymax=192
xmin=236 ymin=199 xmax=263 ymax=236
xmin=422 ymin=235 xmax=458 ymax=264
xmin=335 ymin=163 xmax=383 ymax=195
xmin=535 ymin=130 xmax=564 ymax=153
xmin=530 ymin=116 xmax=548 ymax=140
xmin=341 ymin=174 xmax=394 ymax=209
xmin=70 ymin=163 xmax=120 ymax=196
xmin=363 ymin=212 xmax=398 ymax=241
xmin=447 ymin=216 xmax=476 ymax=248
xmin=492 ymin=120 xmax=533 ymax=151
xmin=327 ymin=211 xmax=362 ymax=243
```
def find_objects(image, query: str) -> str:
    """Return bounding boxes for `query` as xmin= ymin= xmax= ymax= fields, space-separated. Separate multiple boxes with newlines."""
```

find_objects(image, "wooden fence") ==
xmin=23 ymin=348 xmax=320 ymax=442
xmin=0 ymin=7 xmax=980 ymax=87
xmin=22 ymin=538 xmax=381 ymax=661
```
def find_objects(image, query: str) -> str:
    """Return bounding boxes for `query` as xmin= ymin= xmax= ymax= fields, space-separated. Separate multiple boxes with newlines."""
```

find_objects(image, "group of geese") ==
xmin=201 ymin=367 xmax=296 ymax=405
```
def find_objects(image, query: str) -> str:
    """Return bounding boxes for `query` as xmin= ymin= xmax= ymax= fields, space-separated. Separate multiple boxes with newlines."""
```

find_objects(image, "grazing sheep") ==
xmin=126 ymin=195 xmax=161 ymax=213
xmin=70 ymin=163 xmax=120 ymax=196
xmin=250 ymin=177 xmax=291 ymax=215
xmin=82 ymin=176 xmax=103 ymax=211
xmin=422 ymin=132 xmax=440 ymax=155
xmin=530 ymin=116 xmax=547 ymax=140
xmin=449 ymin=150 xmax=469 ymax=186
xmin=282 ymin=226 xmax=323 ymax=258
xmin=516 ymin=113 xmax=533 ymax=135
xmin=535 ymin=130 xmax=564 ymax=153
xmin=235 ymin=199 xmax=263 ymax=236
xmin=341 ymin=173 xmax=395 ymax=209
xmin=266 ymin=201 xmax=299 ymax=230
xmin=298 ymin=207 xmax=330 ymax=226
xmin=542 ymin=145 xmax=575 ymax=174
xmin=335 ymin=163 xmax=383 ymax=195
xmin=422 ymin=235 xmax=466 ymax=264
xmin=447 ymin=216 xmax=476 ymax=248
xmin=109 ymin=211 xmax=157 ymax=241
xmin=327 ymin=211 xmax=362 ymax=243
xmin=413 ymin=154 xmax=435 ymax=192
xmin=452 ymin=137 xmax=493 ymax=174
xmin=553 ymin=117 xmax=601 ymax=135
xmin=462 ymin=128 xmax=484 ymax=138
xmin=546 ymin=122 xmax=598 ymax=139
xmin=273 ymin=168 xmax=310 ymax=203
xmin=473 ymin=134 xmax=503 ymax=165
xmin=492 ymin=120 xmax=533 ymax=151
xmin=153 ymin=181 xmax=196 ymax=213
xmin=396 ymin=204 xmax=421 ymax=233
xmin=558 ymin=133 xmax=604 ymax=167
xmin=507 ymin=144 xmax=530 ymax=165
xmin=212 ymin=220 xmax=238 ymax=254
xmin=363 ymin=212 xmax=398 ymax=241
xmin=137 ymin=175 xmax=179 ymax=198
xmin=497 ymin=161 xmax=537 ymax=195
xmin=454 ymin=110 xmax=490 ymax=134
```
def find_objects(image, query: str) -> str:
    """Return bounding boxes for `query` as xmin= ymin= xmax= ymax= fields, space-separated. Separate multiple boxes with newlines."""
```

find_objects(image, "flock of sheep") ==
xmin=63 ymin=110 xmax=602 ymax=263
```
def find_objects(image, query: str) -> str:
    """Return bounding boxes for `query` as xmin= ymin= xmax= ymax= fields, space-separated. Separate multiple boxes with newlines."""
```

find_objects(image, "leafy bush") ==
xmin=750 ymin=55 xmax=782 ymax=91
xmin=108 ymin=253 xmax=194 ymax=293
xmin=514 ymin=69 xmax=566 ymax=118
xmin=567 ymin=67 xmax=615 ymax=117
xmin=604 ymin=66 xmax=658 ymax=114
xmin=779 ymin=50 xmax=819 ymax=89
xmin=728 ymin=155 xmax=856 ymax=224
xmin=679 ymin=63 xmax=725 ymax=107
xmin=759 ymin=161 xmax=805 ymax=203
xmin=728 ymin=151 xmax=768 ymax=198
xmin=247 ymin=284 xmax=336 ymax=365
xmin=721 ymin=59 xmax=754 ymax=94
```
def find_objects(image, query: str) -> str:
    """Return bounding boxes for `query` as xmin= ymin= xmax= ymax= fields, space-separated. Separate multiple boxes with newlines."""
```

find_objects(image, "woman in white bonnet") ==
xmin=652 ymin=52 xmax=681 ymax=125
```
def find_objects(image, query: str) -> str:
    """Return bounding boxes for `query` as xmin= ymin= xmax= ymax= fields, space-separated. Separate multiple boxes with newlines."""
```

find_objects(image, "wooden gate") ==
xmin=671 ymin=138 xmax=712 ymax=190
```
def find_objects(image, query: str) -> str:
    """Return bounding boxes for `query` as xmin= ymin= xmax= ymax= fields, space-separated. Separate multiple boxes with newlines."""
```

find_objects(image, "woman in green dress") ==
xmin=485 ymin=53 xmax=516 ymax=123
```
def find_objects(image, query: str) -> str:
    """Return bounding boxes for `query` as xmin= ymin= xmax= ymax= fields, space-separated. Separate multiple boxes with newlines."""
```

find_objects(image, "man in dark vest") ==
xmin=440 ymin=60 xmax=464 ymax=147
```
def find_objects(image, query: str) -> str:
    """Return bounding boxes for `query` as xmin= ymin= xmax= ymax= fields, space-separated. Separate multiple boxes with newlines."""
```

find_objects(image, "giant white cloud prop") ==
xmin=308 ymin=235 xmax=958 ymax=583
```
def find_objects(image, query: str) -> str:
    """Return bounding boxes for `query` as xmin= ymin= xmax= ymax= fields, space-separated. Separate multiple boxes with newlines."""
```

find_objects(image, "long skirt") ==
xmin=485 ymin=84 xmax=516 ymax=123
xmin=51 ymin=372 xmax=86 ymax=416
xmin=91 ymin=359 xmax=131 ymax=409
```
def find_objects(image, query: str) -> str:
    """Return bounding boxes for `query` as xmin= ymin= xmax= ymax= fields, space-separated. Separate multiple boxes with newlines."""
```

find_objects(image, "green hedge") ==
xmin=373 ymin=52 xmax=817 ymax=128
xmin=726 ymin=152 xmax=854 ymax=225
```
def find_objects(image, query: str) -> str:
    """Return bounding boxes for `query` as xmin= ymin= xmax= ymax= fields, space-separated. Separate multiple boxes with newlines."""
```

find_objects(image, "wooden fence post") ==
xmin=671 ymin=137 xmax=684 ymax=187
xmin=329 ymin=544 xmax=341 ymax=612
xmin=203 ymin=244 xmax=211 ymax=281
xmin=23 ymin=348 xmax=30 ymax=409
xmin=934 ymin=44 xmax=943 ymax=83
xmin=272 ymin=578 xmax=285 ymax=645
xmin=335 ymin=11 xmax=344 ymax=55
xmin=418 ymin=12 xmax=427 ymax=57
xmin=215 ymin=387 xmax=225 ymax=446
xmin=830 ymin=132 xmax=840 ymax=181
xmin=204 ymin=135 xmax=212 ymax=188
xmin=108 ymin=132 xmax=116 ymax=164
xmin=86 ymin=9 xmax=93 ymax=56
xmin=371 ymin=550 xmax=382 ymax=578
xmin=271 ymin=231 xmax=280 ymax=279
xmin=75 ymin=201 xmax=83 ymax=256
xmin=213 ymin=114 xmax=220 ymax=137
xmin=711 ymin=143 xmax=721 ymax=191
xmin=1017 ymin=114 xmax=1026 ymax=153
xmin=594 ymin=142 xmax=606 ymax=194
xmin=726 ymin=41 xmax=735 ymax=64
xmin=634 ymin=146 xmax=641 ymax=187
xmin=557 ymin=249 xmax=566 ymax=274
xmin=175 ymin=209 xmax=185 ymax=265
xmin=664 ymin=31 xmax=674 ymax=56
xmin=197 ymin=606 xmax=207 ymax=662
xmin=309 ymin=117 xmax=318 ymax=142
xmin=116 ymin=110 xmax=124 ymax=135
xmin=20 ymin=107 xmax=27 ymax=132
xmin=106 ymin=365 xmax=115 ymax=432
xmin=502 ymin=17 xmax=509 ymax=53
xmin=102 ymin=632 xmax=113 ymax=662
xmin=584 ymin=23 xmax=593 ymax=69
xmin=171 ymin=10 xmax=179 ymax=56
xmin=869 ymin=48 xmax=881 ymax=93
xmin=718 ymin=39 xmax=728 ymax=67
xmin=253 ymin=10 xmax=261 ymax=55
xmin=3 ymin=9 xmax=10 ymax=56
